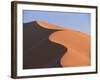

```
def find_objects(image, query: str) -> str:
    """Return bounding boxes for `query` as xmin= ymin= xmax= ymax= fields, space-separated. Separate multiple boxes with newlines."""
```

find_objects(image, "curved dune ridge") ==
xmin=36 ymin=21 xmax=90 ymax=67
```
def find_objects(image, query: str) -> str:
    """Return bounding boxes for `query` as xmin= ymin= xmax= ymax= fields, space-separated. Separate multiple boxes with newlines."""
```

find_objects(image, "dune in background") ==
xmin=37 ymin=21 xmax=90 ymax=67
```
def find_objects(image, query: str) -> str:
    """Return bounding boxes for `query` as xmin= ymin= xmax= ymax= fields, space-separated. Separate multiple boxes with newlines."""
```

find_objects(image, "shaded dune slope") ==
xmin=23 ymin=21 xmax=67 ymax=69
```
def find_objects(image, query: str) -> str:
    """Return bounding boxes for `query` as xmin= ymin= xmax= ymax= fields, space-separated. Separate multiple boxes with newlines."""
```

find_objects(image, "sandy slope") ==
xmin=37 ymin=21 xmax=90 ymax=67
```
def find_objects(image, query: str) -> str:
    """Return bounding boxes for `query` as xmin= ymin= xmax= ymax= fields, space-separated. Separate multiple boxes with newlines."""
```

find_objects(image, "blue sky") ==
xmin=23 ymin=10 xmax=91 ymax=35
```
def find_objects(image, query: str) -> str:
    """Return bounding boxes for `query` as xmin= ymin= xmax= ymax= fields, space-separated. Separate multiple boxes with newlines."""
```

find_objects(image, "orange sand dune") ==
xmin=36 ymin=21 xmax=90 ymax=67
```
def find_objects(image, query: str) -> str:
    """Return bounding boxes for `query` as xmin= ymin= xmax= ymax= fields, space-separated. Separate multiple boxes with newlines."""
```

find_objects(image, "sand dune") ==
xmin=37 ymin=21 xmax=90 ymax=67
xmin=23 ymin=21 xmax=90 ymax=69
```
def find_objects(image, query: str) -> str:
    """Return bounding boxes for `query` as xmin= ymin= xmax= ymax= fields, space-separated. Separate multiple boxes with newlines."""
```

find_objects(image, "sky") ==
xmin=23 ymin=10 xmax=91 ymax=35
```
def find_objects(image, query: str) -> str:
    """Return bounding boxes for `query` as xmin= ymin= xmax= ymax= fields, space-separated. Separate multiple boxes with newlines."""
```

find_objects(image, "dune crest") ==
xmin=36 ymin=21 xmax=66 ymax=30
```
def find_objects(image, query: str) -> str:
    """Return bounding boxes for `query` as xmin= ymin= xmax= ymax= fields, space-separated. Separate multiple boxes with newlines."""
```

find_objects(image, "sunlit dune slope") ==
xmin=37 ymin=21 xmax=90 ymax=67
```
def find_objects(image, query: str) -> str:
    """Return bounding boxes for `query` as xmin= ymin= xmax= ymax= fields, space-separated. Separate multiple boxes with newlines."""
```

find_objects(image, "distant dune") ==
xmin=23 ymin=21 xmax=90 ymax=69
